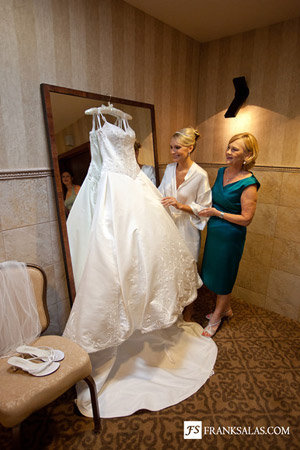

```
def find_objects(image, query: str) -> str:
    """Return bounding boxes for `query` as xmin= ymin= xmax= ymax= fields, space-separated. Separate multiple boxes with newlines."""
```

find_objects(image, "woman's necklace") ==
xmin=224 ymin=169 xmax=242 ymax=183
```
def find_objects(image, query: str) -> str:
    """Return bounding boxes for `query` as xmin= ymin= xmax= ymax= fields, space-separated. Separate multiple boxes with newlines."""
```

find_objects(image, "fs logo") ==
xmin=184 ymin=421 xmax=203 ymax=439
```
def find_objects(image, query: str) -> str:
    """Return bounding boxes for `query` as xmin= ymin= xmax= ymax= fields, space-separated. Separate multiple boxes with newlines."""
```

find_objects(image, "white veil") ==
xmin=0 ymin=261 xmax=42 ymax=357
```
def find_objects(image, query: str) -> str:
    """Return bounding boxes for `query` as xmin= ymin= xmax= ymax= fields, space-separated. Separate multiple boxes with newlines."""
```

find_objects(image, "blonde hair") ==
xmin=229 ymin=132 xmax=259 ymax=170
xmin=172 ymin=127 xmax=200 ymax=153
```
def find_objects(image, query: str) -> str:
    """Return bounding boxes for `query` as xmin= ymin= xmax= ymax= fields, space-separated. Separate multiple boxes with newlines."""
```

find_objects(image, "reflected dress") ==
xmin=64 ymin=115 xmax=217 ymax=417
xmin=201 ymin=167 xmax=260 ymax=295
xmin=66 ymin=115 xmax=102 ymax=290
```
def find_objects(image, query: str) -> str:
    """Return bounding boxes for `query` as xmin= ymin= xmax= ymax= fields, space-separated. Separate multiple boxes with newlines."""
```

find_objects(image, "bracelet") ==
xmin=219 ymin=212 xmax=224 ymax=219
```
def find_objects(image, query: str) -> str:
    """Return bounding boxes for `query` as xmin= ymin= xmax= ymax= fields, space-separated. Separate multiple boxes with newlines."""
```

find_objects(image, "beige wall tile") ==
xmin=50 ymin=221 xmax=64 ymax=264
xmin=0 ymin=2 xmax=29 ymax=170
xmin=0 ymin=233 xmax=5 ymax=263
xmin=54 ymin=261 xmax=69 ymax=304
xmin=242 ymin=232 xmax=274 ymax=267
xmin=271 ymin=237 xmax=300 ymax=277
xmin=201 ymin=166 xmax=218 ymax=187
xmin=42 ymin=302 xmax=60 ymax=336
xmin=232 ymin=286 xmax=266 ymax=309
xmin=265 ymin=295 xmax=299 ymax=321
xmin=248 ymin=203 xmax=277 ymax=237
xmin=275 ymin=206 xmax=300 ymax=243
xmin=1 ymin=178 xmax=50 ymax=231
xmin=279 ymin=172 xmax=300 ymax=209
xmin=46 ymin=176 xmax=58 ymax=222
xmin=236 ymin=261 xmax=270 ymax=296
xmin=43 ymin=264 xmax=57 ymax=308
xmin=57 ymin=298 xmax=71 ymax=334
xmin=2 ymin=223 xmax=53 ymax=267
xmin=252 ymin=170 xmax=283 ymax=205
xmin=267 ymin=269 xmax=300 ymax=308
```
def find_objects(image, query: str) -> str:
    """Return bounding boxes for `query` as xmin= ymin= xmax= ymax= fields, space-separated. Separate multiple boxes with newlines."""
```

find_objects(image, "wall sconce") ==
xmin=64 ymin=134 xmax=74 ymax=147
xmin=224 ymin=76 xmax=249 ymax=118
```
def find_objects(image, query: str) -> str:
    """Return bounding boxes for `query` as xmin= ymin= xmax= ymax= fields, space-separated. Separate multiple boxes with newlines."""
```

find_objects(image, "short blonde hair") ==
xmin=172 ymin=127 xmax=201 ymax=153
xmin=229 ymin=132 xmax=259 ymax=170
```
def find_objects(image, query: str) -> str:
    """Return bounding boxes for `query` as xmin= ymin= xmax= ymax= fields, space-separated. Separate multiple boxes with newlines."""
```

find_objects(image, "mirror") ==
xmin=41 ymin=84 xmax=159 ymax=303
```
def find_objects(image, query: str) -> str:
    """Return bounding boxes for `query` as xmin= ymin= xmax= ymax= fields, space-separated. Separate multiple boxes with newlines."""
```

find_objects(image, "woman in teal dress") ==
xmin=198 ymin=132 xmax=260 ymax=337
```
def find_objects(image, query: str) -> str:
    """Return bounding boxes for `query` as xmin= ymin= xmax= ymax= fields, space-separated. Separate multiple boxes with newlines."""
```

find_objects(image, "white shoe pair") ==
xmin=7 ymin=346 xmax=65 ymax=377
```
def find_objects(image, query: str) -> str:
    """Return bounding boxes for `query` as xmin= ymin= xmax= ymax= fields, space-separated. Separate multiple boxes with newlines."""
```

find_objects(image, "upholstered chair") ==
xmin=0 ymin=263 xmax=100 ymax=446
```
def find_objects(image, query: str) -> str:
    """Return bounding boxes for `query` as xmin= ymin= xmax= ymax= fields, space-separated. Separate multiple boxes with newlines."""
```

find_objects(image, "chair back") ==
xmin=26 ymin=264 xmax=49 ymax=332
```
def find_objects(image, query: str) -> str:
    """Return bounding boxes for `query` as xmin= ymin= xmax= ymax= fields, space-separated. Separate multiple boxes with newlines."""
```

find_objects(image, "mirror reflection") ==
xmin=50 ymin=93 xmax=157 ymax=217
xmin=42 ymin=85 xmax=159 ymax=302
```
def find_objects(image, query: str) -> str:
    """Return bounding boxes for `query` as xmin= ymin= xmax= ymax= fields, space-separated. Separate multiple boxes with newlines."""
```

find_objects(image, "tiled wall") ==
xmin=195 ymin=18 xmax=300 ymax=321
xmin=195 ymin=18 xmax=300 ymax=168
xmin=0 ymin=173 xmax=70 ymax=334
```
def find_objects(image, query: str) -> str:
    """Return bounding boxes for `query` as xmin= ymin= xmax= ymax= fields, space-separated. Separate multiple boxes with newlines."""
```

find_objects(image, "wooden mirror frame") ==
xmin=41 ymin=83 xmax=158 ymax=304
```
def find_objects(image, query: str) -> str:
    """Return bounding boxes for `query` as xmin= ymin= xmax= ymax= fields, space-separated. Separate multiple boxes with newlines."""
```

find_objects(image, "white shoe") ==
xmin=7 ymin=356 xmax=60 ymax=377
xmin=16 ymin=345 xmax=64 ymax=362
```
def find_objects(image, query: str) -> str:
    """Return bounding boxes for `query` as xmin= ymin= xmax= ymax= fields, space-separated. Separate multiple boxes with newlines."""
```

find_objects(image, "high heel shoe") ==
xmin=205 ymin=308 xmax=233 ymax=321
xmin=201 ymin=320 xmax=222 ymax=338
xmin=7 ymin=356 xmax=60 ymax=377
xmin=16 ymin=345 xmax=64 ymax=362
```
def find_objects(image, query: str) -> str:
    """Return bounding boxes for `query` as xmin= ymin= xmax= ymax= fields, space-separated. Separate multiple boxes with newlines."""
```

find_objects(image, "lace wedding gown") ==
xmin=64 ymin=115 xmax=217 ymax=417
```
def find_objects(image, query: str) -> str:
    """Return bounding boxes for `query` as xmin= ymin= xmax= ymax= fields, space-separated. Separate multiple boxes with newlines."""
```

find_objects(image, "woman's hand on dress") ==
xmin=161 ymin=196 xmax=181 ymax=209
xmin=197 ymin=207 xmax=218 ymax=217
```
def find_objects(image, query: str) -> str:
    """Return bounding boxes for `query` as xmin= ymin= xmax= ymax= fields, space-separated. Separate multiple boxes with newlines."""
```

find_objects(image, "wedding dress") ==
xmin=64 ymin=114 xmax=201 ymax=351
xmin=63 ymin=113 xmax=217 ymax=417
xmin=66 ymin=115 xmax=102 ymax=290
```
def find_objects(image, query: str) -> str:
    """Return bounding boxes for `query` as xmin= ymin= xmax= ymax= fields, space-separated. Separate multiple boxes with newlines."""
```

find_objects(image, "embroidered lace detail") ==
xmin=96 ymin=122 xmax=140 ymax=179
xmin=64 ymin=207 xmax=200 ymax=353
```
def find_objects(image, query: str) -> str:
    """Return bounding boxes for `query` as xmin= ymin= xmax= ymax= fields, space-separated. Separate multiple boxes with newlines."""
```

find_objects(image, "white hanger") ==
xmin=85 ymin=103 xmax=132 ymax=120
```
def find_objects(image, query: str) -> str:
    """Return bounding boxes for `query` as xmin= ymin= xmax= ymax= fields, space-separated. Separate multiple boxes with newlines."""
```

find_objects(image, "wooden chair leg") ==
xmin=12 ymin=424 xmax=21 ymax=449
xmin=83 ymin=375 xmax=101 ymax=433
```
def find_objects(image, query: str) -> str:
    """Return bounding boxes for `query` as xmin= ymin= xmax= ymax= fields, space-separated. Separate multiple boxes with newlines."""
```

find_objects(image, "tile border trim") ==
xmin=159 ymin=163 xmax=300 ymax=173
xmin=0 ymin=168 xmax=53 ymax=180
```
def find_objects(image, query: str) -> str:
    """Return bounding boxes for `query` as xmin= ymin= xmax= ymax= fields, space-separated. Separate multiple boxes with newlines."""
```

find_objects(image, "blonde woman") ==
xmin=159 ymin=127 xmax=212 ymax=261
xmin=198 ymin=132 xmax=260 ymax=337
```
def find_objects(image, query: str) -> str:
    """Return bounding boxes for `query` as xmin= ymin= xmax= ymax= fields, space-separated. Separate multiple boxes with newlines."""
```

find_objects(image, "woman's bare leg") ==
xmin=202 ymin=293 xmax=232 ymax=337
xmin=211 ymin=294 xmax=231 ymax=322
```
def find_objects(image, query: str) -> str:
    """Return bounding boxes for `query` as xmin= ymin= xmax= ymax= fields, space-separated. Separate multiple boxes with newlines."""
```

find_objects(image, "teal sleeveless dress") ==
xmin=64 ymin=186 xmax=77 ymax=212
xmin=201 ymin=167 xmax=260 ymax=295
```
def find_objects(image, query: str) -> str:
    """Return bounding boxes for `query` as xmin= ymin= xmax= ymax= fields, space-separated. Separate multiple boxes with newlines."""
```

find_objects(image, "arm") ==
xmin=161 ymin=171 xmax=212 ymax=220
xmin=160 ymin=197 xmax=194 ymax=214
xmin=197 ymin=184 xmax=258 ymax=226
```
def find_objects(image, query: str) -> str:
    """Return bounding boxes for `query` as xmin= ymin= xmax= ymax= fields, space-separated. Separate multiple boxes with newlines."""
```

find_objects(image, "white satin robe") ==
xmin=159 ymin=162 xmax=212 ymax=260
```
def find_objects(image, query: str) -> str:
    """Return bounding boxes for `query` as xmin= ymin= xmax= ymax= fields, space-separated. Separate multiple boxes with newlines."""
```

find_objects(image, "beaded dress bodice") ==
xmin=96 ymin=118 xmax=139 ymax=179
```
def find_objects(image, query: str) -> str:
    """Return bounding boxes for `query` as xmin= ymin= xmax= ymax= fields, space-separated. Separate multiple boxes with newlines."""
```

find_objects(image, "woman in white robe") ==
xmin=159 ymin=128 xmax=211 ymax=261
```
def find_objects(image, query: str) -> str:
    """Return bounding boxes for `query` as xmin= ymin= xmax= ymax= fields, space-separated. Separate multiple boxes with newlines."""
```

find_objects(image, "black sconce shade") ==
xmin=224 ymin=76 xmax=249 ymax=118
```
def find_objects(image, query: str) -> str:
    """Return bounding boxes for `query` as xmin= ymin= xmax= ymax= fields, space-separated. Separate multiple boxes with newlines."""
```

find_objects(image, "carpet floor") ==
xmin=1 ymin=287 xmax=299 ymax=449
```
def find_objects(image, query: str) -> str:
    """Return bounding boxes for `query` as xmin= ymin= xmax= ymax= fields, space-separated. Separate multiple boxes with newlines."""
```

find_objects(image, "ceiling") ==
xmin=124 ymin=0 xmax=300 ymax=42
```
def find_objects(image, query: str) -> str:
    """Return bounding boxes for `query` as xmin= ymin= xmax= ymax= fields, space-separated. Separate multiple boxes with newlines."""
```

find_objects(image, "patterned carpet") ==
xmin=1 ymin=287 xmax=299 ymax=449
